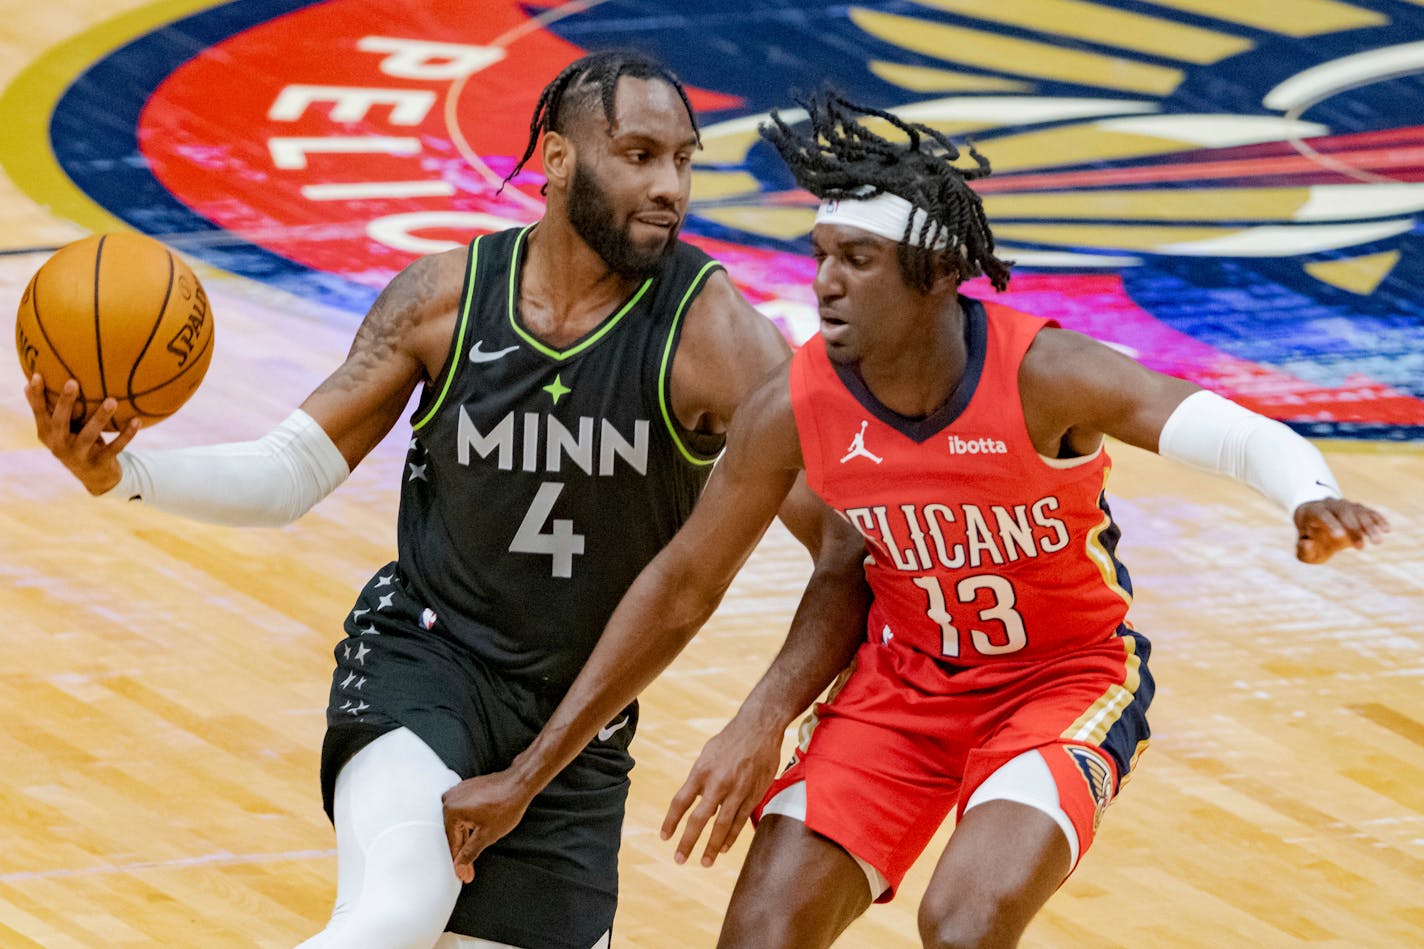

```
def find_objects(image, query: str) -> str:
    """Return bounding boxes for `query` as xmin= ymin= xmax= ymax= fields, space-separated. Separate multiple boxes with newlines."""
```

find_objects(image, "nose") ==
xmin=813 ymin=256 xmax=842 ymax=302
xmin=648 ymin=154 xmax=685 ymax=206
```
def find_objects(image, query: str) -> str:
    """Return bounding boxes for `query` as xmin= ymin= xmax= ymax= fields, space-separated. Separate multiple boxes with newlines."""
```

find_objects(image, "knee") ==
xmin=720 ymin=898 xmax=802 ymax=949
xmin=917 ymin=889 xmax=1035 ymax=949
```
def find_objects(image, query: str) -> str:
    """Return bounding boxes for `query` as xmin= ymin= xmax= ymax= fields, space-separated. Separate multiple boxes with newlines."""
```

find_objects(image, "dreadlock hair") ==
xmin=501 ymin=50 xmax=700 ymax=196
xmin=761 ymin=89 xmax=1011 ymax=293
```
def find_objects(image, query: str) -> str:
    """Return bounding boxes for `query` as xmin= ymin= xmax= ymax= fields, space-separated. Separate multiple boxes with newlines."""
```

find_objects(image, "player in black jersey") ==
xmin=27 ymin=53 xmax=868 ymax=949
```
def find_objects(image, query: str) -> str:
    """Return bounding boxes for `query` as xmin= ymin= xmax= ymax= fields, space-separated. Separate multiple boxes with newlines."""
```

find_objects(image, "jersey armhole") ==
xmin=657 ymin=260 xmax=727 ymax=466
xmin=411 ymin=236 xmax=481 ymax=432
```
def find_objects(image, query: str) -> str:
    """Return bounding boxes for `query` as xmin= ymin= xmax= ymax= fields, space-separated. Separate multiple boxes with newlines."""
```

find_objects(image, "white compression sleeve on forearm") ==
xmin=1157 ymin=390 xmax=1341 ymax=515
xmin=103 ymin=409 xmax=350 ymax=526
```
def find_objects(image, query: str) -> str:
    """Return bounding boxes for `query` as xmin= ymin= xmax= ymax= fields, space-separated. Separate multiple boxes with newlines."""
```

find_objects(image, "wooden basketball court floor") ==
xmin=1 ymin=3 xmax=1422 ymax=947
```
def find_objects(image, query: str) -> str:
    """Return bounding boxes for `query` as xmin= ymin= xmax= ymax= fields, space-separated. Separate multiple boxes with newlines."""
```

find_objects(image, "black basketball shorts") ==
xmin=319 ymin=563 xmax=637 ymax=948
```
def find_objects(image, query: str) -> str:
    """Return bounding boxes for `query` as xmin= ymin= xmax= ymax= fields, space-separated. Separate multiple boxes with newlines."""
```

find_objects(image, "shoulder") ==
xmin=682 ymin=270 xmax=787 ymax=359
xmin=1018 ymin=324 xmax=1198 ymax=449
xmin=724 ymin=359 xmax=803 ymax=471
xmin=1021 ymin=326 xmax=1115 ymax=388
xmin=1019 ymin=326 xmax=1140 ymax=419
xmin=662 ymin=266 xmax=794 ymax=434
xmin=671 ymin=269 xmax=790 ymax=417
xmin=378 ymin=248 xmax=468 ymax=315
xmin=353 ymin=248 xmax=469 ymax=368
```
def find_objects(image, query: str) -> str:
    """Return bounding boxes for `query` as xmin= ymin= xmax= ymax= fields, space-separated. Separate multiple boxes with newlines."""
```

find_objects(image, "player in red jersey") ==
xmin=441 ymin=91 xmax=1390 ymax=947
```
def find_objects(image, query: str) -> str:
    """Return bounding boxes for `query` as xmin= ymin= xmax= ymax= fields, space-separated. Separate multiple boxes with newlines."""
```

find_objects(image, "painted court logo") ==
xmin=3 ymin=0 xmax=1422 ymax=440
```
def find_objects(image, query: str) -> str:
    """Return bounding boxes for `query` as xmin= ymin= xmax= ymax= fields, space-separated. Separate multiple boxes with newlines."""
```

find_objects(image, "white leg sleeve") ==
xmin=298 ymin=727 xmax=462 ymax=949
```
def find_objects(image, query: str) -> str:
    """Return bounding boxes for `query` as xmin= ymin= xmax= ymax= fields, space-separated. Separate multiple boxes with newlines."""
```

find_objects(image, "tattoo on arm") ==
xmin=313 ymin=255 xmax=443 ymax=396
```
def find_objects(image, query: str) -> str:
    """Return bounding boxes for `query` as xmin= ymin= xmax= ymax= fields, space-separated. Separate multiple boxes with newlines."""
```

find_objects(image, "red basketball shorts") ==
xmin=754 ymin=627 xmax=1153 ymax=899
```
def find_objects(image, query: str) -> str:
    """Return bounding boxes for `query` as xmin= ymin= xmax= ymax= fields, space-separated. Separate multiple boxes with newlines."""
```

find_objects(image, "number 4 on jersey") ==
xmin=511 ymin=482 xmax=585 ymax=578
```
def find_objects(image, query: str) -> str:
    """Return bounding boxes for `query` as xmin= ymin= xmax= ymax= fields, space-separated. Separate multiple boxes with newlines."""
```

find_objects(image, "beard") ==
xmin=567 ymin=163 xmax=679 ymax=279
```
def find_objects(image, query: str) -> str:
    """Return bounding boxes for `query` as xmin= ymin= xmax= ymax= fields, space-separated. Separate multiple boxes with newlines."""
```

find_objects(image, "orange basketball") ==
xmin=15 ymin=232 xmax=214 ymax=430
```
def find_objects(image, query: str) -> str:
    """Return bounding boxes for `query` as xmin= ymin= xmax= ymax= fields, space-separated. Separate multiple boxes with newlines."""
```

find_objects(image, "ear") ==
xmin=542 ymin=131 xmax=575 ymax=191
xmin=928 ymin=251 xmax=962 ymax=296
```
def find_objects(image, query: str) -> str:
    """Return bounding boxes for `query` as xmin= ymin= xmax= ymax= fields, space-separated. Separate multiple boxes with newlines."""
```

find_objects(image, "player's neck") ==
xmin=857 ymin=295 xmax=968 ymax=420
xmin=520 ymin=222 xmax=644 ymax=343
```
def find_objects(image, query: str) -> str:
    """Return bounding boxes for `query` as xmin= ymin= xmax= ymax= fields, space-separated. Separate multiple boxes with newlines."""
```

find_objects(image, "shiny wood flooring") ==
xmin=3 ymin=235 xmax=1421 ymax=949
xmin=2 ymin=3 xmax=1422 ymax=947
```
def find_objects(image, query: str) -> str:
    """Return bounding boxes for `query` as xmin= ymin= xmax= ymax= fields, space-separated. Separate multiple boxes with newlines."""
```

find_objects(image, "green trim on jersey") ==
xmin=505 ymin=226 xmax=654 ymax=361
xmin=412 ymin=236 xmax=482 ymax=432
xmin=657 ymin=260 xmax=725 ymax=467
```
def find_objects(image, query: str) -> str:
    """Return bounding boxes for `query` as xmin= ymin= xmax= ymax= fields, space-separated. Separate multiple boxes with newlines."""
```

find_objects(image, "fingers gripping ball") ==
xmin=15 ymin=232 xmax=214 ymax=430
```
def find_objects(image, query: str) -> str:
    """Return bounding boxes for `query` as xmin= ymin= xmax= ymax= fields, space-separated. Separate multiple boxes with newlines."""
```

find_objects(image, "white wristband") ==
xmin=1158 ymin=390 xmax=1341 ymax=516
xmin=104 ymin=409 xmax=350 ymax=526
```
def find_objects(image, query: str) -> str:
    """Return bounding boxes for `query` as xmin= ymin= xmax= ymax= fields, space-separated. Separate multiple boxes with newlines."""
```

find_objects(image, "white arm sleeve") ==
xmin=1157 ymin=390 xmax=1341 ymax=515
xmin=102 ymin=409 xmax=351 ymax=527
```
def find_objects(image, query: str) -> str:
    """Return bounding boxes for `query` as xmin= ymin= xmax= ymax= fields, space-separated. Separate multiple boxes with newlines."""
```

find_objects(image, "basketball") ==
xmin=15 ymin=232 xmax=213 ymax=430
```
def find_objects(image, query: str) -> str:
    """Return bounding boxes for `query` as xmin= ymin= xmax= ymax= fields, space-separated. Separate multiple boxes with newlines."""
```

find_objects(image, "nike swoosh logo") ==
xmin=597 ymin=716 xmax=630 ymax=742
xmin=469 ymin=340 xmax=519 ymax=363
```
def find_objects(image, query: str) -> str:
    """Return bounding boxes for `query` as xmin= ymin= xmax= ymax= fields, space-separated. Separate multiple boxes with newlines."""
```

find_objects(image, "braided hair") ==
xmin=502 ymin=50 xmax=700 ymax=195
xmin=761 ymin=90 xmax=1011 ymax=292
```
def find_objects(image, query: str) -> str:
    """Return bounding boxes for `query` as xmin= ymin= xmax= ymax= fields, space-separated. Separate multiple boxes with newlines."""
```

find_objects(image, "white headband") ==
xmin=814 ymin=192 xmax=952 ymax=249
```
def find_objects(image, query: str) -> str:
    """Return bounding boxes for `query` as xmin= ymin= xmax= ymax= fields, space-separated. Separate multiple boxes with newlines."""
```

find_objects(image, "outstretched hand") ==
xmin=661 ymin=715 xmax=784 ymax=868
xmin=441 ymin=772 xmax=534 ymax=884
xmin=1294 ymin=498 xmax=1389 ymax=564
xmin=24 ymin=374 xmax=137 ymax=495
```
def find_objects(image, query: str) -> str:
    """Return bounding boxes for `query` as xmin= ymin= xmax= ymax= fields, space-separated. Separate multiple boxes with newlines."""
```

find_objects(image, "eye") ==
xmin=627 ymin=149 xmax=650 ymax=163
xmin=674 ymin=151 xmax=693 ymax=169
xmin=848 ymin=255 xmax=871 ymax=268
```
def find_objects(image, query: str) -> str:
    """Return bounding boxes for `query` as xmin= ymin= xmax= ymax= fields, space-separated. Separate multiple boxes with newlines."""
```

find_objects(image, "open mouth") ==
xmin=819 ymin=309 xmax=851 ymax=341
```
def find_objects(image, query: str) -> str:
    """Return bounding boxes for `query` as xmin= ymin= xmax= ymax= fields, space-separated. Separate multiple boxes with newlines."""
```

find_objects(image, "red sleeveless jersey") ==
xmin=790 ymin=299 xmax=1132 ymax=679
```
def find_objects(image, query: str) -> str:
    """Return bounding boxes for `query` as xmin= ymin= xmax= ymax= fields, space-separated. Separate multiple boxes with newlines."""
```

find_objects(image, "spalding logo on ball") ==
xmin=15 ymin=231 xmax=213 ymax=429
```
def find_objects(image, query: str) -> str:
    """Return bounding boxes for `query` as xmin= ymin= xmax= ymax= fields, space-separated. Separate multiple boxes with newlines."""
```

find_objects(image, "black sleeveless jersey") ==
xmin=391 ymin=226 xmax=725 ymax=688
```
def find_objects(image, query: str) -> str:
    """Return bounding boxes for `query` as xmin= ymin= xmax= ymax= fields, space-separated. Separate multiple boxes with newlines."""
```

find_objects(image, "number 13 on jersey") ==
xmin=913 ymin=574 xmax=1028 ymax=657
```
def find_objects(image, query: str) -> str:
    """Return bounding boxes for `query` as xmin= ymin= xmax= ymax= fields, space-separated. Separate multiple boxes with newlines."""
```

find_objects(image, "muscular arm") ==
xmin=652 ymin=270 xmax=875 ymax=860
xmin=443 ymin=366 xmax=817 ymax=879
xmin=1020 ymin=328 xmax=1389 ymax=562
xmin=661 ymin=509 xmax=868 ymax=866
xmin=521 ymin=378 xmax=803 ymax=769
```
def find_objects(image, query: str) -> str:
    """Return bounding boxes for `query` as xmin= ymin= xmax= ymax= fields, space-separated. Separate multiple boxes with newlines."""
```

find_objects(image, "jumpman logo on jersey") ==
xmin=840 ymin=420 xmax=883 ymax=464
